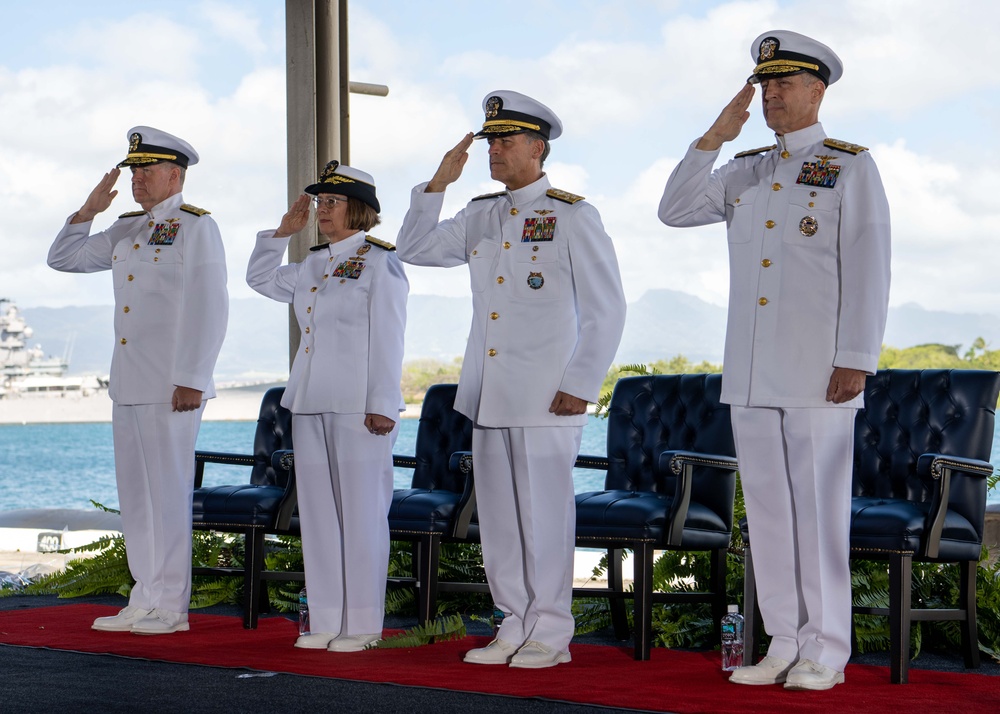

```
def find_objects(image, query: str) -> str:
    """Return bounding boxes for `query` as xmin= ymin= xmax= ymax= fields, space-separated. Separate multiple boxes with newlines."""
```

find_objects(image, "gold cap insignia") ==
xmin=759 ymin=37 xmax=778 ymax=62
xmin=129 ymin=133 xmax=141 ymax=152
xmin=485 ymin=96 xmax=501 ymax=119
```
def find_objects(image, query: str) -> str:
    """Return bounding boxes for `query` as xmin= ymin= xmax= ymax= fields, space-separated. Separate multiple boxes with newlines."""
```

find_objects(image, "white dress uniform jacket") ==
xmin=47 ymin=192 xmax=229 ymax=403
xmin=396 ymin=175 xmax=626 ymax=425
xmin=658 ymin=123 xmax=891 ymax=406
xmin=246 ymin=230 xmax=407 ymax=418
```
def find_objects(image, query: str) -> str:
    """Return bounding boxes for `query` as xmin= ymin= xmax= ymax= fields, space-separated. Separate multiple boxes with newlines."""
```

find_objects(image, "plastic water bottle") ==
xmin=721 ymin=604 xmax=744 ymax=671
xmin=298 ymin=587 xmax=309 ymax=635
xmin=491 ymin=607 xmax=505 ymax=638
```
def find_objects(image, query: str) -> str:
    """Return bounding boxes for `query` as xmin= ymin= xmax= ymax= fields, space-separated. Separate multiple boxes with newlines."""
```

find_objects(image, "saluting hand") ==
xmin=425 ymin=133 xmax=474 ymax=193
xmin=274 ymin=194 xmax=313 ymax=238
xmin=71 ymin=168 xmax=121 ymax=224
xmin=696 ymin=84 xmax=755 ymax=152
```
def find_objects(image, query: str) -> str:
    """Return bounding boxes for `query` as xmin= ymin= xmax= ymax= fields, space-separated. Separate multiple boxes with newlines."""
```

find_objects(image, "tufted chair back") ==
xmin=605 ymin=374 xmax=735 ymax=502
xmin=409 ymin=383 xmax=473 ymax=492
xmin=853 ymin=369 xmax=1000 ymax=540
xmin=249 ymin=387 xmax=294 ymax=488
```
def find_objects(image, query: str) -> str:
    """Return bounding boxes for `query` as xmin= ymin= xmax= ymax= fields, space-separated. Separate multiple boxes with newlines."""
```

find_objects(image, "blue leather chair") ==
xmin=387 ymin=383 xmax=479 ymax=622
xmin=742 ymin=369 xmax=1000 ymax=683
xmin=575 ymin=374 xmax=739 ymax=660
xmin=192 ymin=386 xmax=298 ymax=629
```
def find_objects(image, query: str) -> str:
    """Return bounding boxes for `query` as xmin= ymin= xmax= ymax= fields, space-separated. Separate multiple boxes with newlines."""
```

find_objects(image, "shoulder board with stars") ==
xmin=118 ymin=210 xmax=146 ymax=219
xmin=734 ymin=144 xmax=777 ymax=158
xmin=365 ymin=236 xmax=396 ymax=251
xmin=471 ymin=191 xmax=506 ymax=202
xmin=179 ymin=203 xmax=211 ymax=216
xmin=823 ymin=138 xmax=868 ymax=155
xmin=546 ymin=188 xmax=584 ymax=204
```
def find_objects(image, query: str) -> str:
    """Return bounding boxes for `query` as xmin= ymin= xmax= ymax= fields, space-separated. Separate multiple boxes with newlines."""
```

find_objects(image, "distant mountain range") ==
xmin=20 ymin=291 xmax=1000 ymax=381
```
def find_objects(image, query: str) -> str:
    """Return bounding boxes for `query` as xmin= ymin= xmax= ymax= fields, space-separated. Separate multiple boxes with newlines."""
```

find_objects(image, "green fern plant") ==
xmin=594 ymin=363 xmax=661 ymax=416
xmin=368 ymin=613 xmax=466 ymax=649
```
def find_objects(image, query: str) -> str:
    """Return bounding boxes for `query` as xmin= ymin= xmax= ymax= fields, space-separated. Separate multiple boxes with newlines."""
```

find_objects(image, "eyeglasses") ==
xmin=312 ymin=195 xmax=348 ymax=209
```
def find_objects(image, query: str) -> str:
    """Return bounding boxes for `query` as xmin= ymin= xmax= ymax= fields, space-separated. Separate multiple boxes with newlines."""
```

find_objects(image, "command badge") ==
xmin=799 ymin=216 xmax=818 ymax=237
xmin=796 ymin=155 xmax=841 ymax=188
xmin=527 ymin=272 xmax=545 ymax=290
xmin=356 ymin=244 xmax=371 ymax=256
xmin=521 ymin=216 xmax=556 ymax=242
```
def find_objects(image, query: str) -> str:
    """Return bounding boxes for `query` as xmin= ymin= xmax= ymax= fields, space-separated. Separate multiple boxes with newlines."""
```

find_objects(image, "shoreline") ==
xmin=0 ymin=387 xmax=423 ymax=425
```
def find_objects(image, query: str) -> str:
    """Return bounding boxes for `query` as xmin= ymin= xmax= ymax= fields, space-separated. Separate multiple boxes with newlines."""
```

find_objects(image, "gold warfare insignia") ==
xmin=823 ymin=138 xmax=868 ymax=155
xmin=129 ymin=132 xmax=141 ymax=152
xmin=545 ymin=188 xmax=584 ymax=204
xmin=180 ymin=204 xmax=210 ymax=216
xmin=735 ymin=145 xmax=776 ymax=158
xmin=534 ymin=209 xmax=554 ymax=216
xmin=527 ymin=272 xmax=545 ymax=290
xmin=796 ymin=155 xmax=841 ymax=188
xmin=356 ymin=243 xmax=371 ymax=256
xmin=485 ymin=96 xmax=502 ymax=118
xmin=521 ymin=216 xmax=556 ymax=242
xmin=799 ymin=216 xmax=818 ymax=237
xmin=759 ymin=37 xmax=778 ymax=62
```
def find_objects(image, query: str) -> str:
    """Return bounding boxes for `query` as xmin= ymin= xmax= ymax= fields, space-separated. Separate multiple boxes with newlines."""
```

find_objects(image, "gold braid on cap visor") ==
xmin=124 ymin=152 xmax=179 ymax=163
xmin=754 ymin=59 xmax=820 ymax=75
xmin=480 ymin=119 xmax=542 ymax=134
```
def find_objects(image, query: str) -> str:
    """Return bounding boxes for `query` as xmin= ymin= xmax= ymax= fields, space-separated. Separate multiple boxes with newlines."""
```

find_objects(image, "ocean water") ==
xmin=1 ymin=417 xmax=998 ymax=513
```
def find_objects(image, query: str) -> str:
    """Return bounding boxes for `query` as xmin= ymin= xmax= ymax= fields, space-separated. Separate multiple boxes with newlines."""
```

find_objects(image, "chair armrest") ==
xmin=393 ymin=454 xmax=418 ymax=470
xmin=193 ymin=451 xmax=254 ymax=488
xmin=448 ymin=451 xmax=477 ymax=539
xmin=270 ymin=449 xmax=298 ymax=531
xmin=916 ymin=452 xmax=994 ymax=559
xmin=575 ymin=454 xmax=609 ymax=471
xmin=657 ymin=450 xmax=739 ymax=547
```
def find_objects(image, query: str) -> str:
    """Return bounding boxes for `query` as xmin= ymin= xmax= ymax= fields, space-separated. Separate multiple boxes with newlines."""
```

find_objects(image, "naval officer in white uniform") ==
xmin=397 ymin=91 xmax=626 ymax=668
xmin=48 ymin=126 xmax=229 ymax=635
xmin=658 ymin=31 xmax=891 ymax=690
xmin=247 ymin=161 xmax=407 ymax=653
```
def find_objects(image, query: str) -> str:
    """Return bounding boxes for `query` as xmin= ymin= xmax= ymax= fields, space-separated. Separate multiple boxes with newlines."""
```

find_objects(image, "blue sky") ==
xmin=4 ymin=0 xmax=999 ymax=328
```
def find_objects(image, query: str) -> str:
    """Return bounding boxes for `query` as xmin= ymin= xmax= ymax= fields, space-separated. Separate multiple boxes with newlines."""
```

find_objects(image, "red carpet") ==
xmin=0 ymin=605 xmax=995 ymax=713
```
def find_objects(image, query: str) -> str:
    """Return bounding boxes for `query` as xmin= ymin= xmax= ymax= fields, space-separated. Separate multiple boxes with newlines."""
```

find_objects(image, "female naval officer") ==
xmin=247 ymin=161 xmax=408 ymax=652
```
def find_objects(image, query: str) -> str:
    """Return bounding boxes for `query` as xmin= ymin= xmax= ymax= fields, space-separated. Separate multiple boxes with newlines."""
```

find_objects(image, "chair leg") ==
xmin=632 ymin=543 xmax=655 ymax=660
xmin=742 ymin=544 xmax=762 ymax=664
xmin=414 ymin=534 xmax=441 ymax=624
xmin=959 ymin=560 xmax=981 ymax=670
xmin=606 ymin=548 xmax=630 ymax=641
xmin=888 ymin=553 xmax=913 ymax=684
xmin=709 ymin=548 xmax=726 ymax=643
xmin=243 ymin=528 xmax=267 ymax=630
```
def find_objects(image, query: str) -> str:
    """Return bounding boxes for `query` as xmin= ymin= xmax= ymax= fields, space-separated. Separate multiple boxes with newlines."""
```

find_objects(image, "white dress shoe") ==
xmin=294 ymin=632 xmax=339 ymax=649
xmin=463 ymin=638 xmax=519 ymax=665
xmin=728 ymin=656 xmax=794 ymax=685
xmin=130 ymin=609 xmax=189 ymax=635
xmin=509 ymin=641 xmax=572 ymax=669
xmin=92 ymin=606 xmax=152 ymax=632
xmin=783 ymin=659 xmax=845 ymax=691
xmin=327 ymin=633 xmax=381 ymax=653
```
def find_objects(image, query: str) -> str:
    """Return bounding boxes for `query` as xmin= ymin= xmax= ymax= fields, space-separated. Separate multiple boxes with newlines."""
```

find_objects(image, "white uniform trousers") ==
xmin=113 ymin=402 xmax=203 ymax=614
xmin=731 ymin=405 xmax=856 ymax=670
xmin=473 ymin=425 xmax=582 ymax=652
xmin=292 ymin=413 xmax=396 ymax=636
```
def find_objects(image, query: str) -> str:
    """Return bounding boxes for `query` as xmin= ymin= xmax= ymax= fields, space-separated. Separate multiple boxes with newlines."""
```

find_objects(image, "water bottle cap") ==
xmin=727 ymin=604 xmax=739 ymax=613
